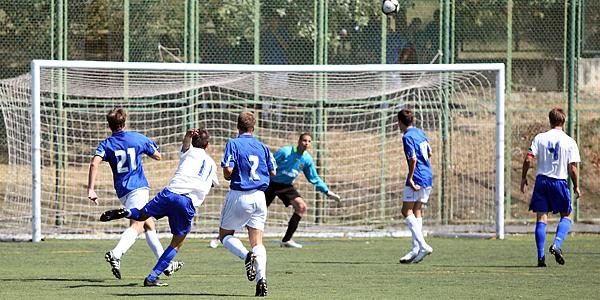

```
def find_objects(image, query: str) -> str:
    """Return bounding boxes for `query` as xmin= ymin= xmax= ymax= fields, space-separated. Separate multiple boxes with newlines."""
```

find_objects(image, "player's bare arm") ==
xmin=569 ymin=162 xmax=581 ymax=198
xmin=520 ymin=154 xmax=533 ymax=193
xmin=181 ymin=128 xmax=198 ymax=153
xmin=407 ymin=157 xmax=420 ymax=191
xmin=223 ymin=167 xmax=233 ymax=181
xmin=87 ymin=155 xmax=103 ymax=205
xmin=151 ymin=149 xmax=162 ymax=160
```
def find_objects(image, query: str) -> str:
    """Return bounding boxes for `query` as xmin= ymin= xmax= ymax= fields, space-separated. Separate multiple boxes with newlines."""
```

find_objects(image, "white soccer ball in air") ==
xmin=381 ymin=0 xmax=399 ymax=15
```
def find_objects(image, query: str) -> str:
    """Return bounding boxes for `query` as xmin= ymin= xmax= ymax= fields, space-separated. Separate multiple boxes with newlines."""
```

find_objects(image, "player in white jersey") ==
xmin=219 ymin=111 xmax=276 ymax=297
xmin=87 ymin=107 xmax=181 ymax=279
xmin=100 ymin=128 xmax=219 ymax=286
xmin=520 ymin=108 xmax=581 ymax=267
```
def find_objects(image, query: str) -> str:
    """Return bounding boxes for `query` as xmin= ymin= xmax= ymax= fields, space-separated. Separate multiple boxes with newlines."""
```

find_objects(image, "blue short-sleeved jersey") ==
xmin=94 ymin=131 xmax=158 ymax=198
xmin=402 ymin=127 xmax=433 ymax=188
xmin=221 ymin=134 xmax=276 ymax=191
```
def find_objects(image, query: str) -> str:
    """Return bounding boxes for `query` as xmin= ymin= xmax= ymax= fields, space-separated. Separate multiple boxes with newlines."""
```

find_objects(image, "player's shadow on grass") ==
xmin=69 ymin=282 xmax=138 ymax=288
xmin=114 ymin=292 xmax=244 ymax=297
xmin=433 ymin=264 xmax=545 ymax=269
xmin=0 ymin=277 xmax=137 ymax=288
xmin=0 ymin=277 xmax=106 ymax=283
xmin=294 ymin=261 xmax=388 ymax=265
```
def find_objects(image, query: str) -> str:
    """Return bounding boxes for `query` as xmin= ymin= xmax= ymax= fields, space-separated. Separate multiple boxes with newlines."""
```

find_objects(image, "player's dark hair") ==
xmin=298 ymin=132 xmax=312 ymax=142
xmin=192 ymin=128 xmax=210 ymax=149
xmin=237 ymin=111 xmax=255 ymax=133
xmin=397 ymin=109 xmax=414 ymax=127
xmin=549 ymin=108 xmax=566 ymax=127
xmin=107 ymin=107 xmax=126 ymax=132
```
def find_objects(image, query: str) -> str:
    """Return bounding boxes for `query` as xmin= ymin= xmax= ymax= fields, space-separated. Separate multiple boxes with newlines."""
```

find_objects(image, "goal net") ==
xmin=0 ymin=61 xmax=505 ymax=241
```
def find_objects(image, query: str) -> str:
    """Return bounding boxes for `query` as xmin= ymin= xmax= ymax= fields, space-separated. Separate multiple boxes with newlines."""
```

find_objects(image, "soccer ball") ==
xmin=381 ymin=0 xmax=399 ymax=15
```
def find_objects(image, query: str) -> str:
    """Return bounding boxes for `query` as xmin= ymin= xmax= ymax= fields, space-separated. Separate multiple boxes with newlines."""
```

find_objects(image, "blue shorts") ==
xmin=529 ymin=175 xmax=572 ymax=214
xmin=143 ymin=188 xmax=196 ymax=236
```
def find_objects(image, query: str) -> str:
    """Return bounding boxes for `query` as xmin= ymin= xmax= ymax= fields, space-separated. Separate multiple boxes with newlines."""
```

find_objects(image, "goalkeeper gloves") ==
xmin=326 ymin=191 xmax=341 ymax=202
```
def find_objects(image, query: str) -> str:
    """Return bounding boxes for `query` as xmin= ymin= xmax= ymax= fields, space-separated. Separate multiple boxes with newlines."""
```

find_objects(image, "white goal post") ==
xmin=3 ymin=60 xmax=505 ymax=242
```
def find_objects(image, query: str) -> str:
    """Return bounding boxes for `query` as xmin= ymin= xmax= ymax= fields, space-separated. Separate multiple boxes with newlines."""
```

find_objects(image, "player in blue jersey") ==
xmin=520 ymin=108 xmax=581 ymax=267
xmin=397 ymin=108 xmax=434 ymax=264
xmin=100 ymin=127 xmax=219 ymax=286
xmin=87 ymin=107 xmax=182 ymax=279
xmin=218 ymin=111 xmax=276 ymax=297
xmin=265 ymin=133 xmax=341 ymax=249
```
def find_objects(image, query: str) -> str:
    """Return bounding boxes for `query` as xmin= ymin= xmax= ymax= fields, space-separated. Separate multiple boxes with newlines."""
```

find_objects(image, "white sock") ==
xmin=112 ymin=227 xmax=139 ymax=259
xmin=252 ymin=244 xmax=267 ymax=281
xmin=144 ymin=230 xmax=164 ymax=259
xmin=406 ymin=214 xmax=428 ymax=250
xmin=411 ymin=217 xmax=423 ymax=252
xmin=223 ymin=235 xmax=248 ymax=260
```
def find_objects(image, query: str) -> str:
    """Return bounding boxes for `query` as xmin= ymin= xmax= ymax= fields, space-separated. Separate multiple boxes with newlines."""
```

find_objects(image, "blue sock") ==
xmin=535 ymin=222 xmax=546 ymax=259
xmin=128 ymin=208 xmax=141 ymax=220
xmin=147 ymin=246 xmax=178 ymax=281
xmin=554 ymin=217 xmax=572 ymax=250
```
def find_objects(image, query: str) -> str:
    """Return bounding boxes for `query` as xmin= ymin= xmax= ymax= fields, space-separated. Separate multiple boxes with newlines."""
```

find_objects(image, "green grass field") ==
xmin=1 ymin=235 xmax=599 ymax=299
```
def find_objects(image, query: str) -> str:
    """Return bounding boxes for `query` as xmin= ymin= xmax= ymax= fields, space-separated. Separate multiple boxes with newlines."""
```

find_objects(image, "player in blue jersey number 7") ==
xmin=265 ymin=133 xmax=341 ymax=249
xmin=100 ymin=127 xmax=219 ymax=286
xmin=520 ymin=108 xmax=581 ymax=267
xmin=218 ymin=111 xmax=276 ymax=297
xmin=397 ymin=108 xmax=434 ymax=264
xmin=87 ymin=107 xmax=182 ymax=279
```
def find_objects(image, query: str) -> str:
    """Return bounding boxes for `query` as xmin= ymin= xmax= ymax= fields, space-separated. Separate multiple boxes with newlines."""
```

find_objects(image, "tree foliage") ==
xmin=456 ymin=0 xmax=566 ymax=55
xmin=0 ymin=0 xmax=596 ymax=75
xmin=0 ymin=1 xmax=51 ymax=76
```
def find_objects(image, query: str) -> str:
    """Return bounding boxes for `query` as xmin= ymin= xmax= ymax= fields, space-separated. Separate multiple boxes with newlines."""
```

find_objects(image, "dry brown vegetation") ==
xmin=0 ymin=92 xmax=599 ymax=238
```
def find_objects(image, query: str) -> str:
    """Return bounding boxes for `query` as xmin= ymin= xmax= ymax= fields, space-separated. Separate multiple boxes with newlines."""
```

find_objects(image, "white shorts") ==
xmin=119 ymin=188 xmax=150 ymax=210
xmin=220 ymin=189 xmax=267 ymax=231
xmin=402 ymin=186 xmax=432 ymax=204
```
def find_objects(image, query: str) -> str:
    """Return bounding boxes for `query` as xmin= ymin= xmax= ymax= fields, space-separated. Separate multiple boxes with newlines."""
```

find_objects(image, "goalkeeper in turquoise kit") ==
xmin=265 ymin=133 xmax=341 ymax=248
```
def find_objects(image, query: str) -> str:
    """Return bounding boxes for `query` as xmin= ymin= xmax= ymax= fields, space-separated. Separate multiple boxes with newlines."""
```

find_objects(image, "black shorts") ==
xmin=265 ymin=181 xmax=301 ymax=207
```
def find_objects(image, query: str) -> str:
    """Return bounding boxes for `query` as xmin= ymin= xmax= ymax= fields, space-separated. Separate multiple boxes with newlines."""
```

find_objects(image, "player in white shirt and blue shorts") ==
xmin=100 ymin=127 xmax=219 ymax=286
xmin=521 ymin=108 xmax=581 ymax=267
xmin=219 ymin=111 xmax=276 ymax=297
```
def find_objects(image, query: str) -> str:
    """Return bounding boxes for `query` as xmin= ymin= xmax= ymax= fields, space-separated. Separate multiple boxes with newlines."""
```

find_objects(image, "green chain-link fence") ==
xmin=0 ymin=0 xmax=598 ymax=224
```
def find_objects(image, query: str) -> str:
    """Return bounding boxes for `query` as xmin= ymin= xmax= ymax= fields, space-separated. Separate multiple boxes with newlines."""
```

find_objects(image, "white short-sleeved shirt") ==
xmin=528 ymin=128 xmax=580 ymax=180
xmin=167 ymin=146 xmax=219 ymax=207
